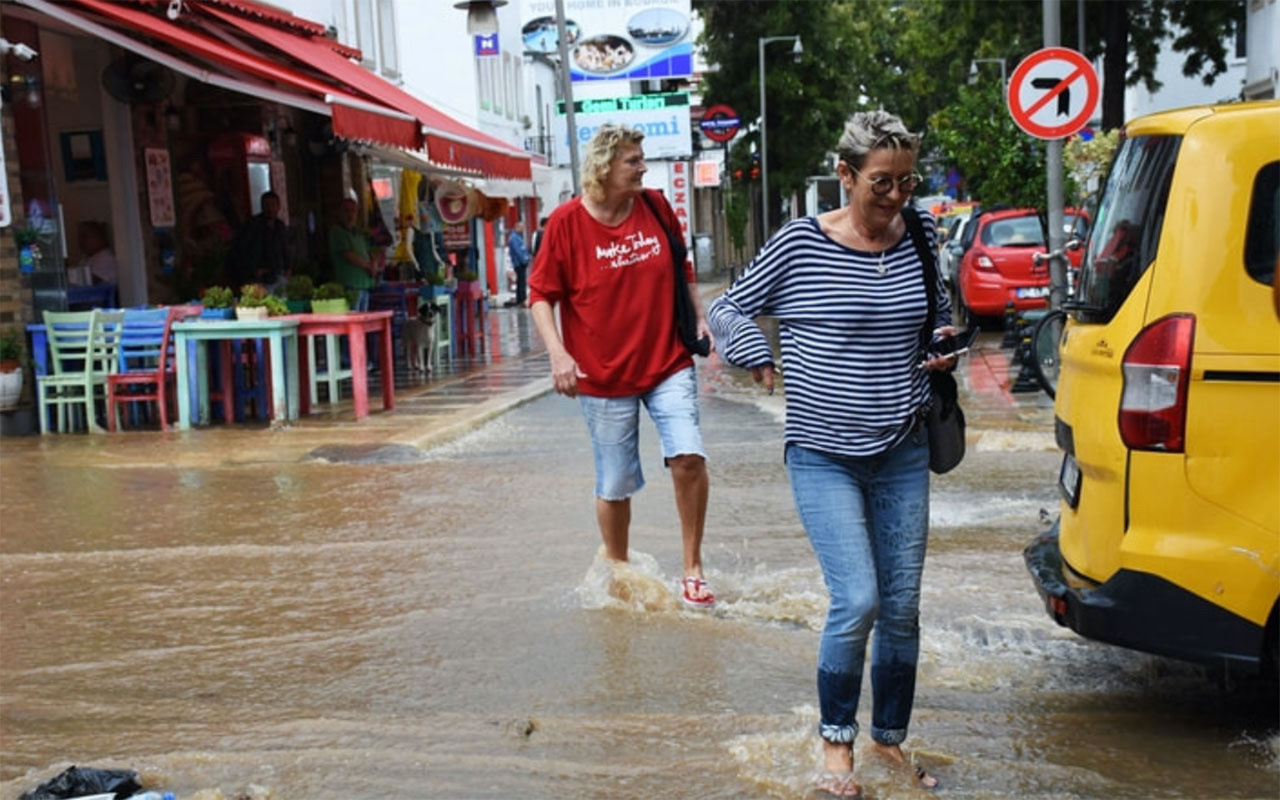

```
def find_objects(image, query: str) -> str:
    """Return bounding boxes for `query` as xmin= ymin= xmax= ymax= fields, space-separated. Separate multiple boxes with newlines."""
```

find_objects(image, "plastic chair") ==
xmin=36 ymin=309 xmax=124 ymax=434
xmin=106 ymin=307 xmax=179 ymax=431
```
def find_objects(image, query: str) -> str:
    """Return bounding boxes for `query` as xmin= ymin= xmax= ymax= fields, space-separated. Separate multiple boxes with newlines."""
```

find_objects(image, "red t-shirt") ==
xmin=529 ymin=189 xmax=694 ymax=397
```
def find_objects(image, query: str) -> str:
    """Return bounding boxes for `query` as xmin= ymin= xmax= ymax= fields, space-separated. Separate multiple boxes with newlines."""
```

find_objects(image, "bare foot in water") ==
xmin=815 ymin=740 xmax=863 ymax=798
xmin=870 ymin=741 xmax=939 ymax=789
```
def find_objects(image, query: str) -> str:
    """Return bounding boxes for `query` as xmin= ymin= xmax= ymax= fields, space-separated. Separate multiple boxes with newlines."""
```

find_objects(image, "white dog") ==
xmin=404 ymin=302 xmax=438 ymax=374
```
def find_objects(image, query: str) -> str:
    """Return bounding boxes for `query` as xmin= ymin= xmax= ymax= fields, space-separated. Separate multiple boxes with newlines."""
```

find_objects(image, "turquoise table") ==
xmin=172 ymin=318 xmax=300 ymax=429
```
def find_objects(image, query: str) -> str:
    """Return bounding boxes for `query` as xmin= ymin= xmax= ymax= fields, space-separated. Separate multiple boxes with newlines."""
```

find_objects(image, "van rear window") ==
xmin=1245 ymin=161 xmax=1278 ymax=286
xmin=1073 ymin=135 xmax=1181 ymax=323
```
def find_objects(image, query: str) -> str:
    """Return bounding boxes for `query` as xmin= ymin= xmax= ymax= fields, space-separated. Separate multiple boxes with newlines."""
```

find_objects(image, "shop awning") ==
xmin=21 ymin=0 xmax=421 ymax=149
xmin=199 ymin=4 xmax=533 ymax=182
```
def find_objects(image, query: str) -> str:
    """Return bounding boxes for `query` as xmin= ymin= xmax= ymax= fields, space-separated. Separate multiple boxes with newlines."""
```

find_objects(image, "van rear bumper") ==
xmin=1024 ymin=522 xmax=1264 ymax=671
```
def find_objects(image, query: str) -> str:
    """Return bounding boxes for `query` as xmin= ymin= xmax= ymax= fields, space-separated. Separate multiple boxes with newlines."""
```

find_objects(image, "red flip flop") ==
xmin=680 ymin=576 xmax=716 ymax=608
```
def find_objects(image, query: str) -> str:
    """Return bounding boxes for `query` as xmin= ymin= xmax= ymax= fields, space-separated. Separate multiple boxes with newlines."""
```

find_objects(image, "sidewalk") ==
xmin=197 ymin=283 xmax=1056 ymax=463
xmin=3 ymin=285 xmax=1056 ymax=465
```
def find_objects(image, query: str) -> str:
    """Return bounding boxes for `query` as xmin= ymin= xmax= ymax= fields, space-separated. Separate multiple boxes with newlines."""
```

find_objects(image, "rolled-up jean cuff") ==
xmin=872 ymin=727 xmax=907 ymax=746
xmin=820 ymin=722 xmax=858 ymax=743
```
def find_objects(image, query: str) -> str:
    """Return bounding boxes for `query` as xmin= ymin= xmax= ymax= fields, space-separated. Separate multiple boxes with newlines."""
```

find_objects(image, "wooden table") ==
xmin=293 ymin=311 xmax=395 ymax=420
xmin=172 ymin=318 xmax=300 ymax=429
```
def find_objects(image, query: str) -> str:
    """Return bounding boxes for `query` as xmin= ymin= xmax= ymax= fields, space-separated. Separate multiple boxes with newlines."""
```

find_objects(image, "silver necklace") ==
xmin=848 ymin=218 xmax=889 ymax=274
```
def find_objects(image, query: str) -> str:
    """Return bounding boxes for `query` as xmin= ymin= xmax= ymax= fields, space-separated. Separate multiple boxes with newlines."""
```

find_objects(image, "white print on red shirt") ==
xmin=595 ymin=231 xmax=662 ymax=270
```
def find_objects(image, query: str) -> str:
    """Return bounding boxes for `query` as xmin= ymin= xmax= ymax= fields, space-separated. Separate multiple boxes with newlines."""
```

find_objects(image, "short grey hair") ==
xmin=580 ymin=123 xmax=645 ymax=202
xmin=836 ymin=111 xmax=920 ymax=172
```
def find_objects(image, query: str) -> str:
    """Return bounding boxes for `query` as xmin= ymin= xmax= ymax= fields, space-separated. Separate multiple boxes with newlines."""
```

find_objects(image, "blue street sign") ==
xmin=474 ymin=34 xmax=499 ymax=57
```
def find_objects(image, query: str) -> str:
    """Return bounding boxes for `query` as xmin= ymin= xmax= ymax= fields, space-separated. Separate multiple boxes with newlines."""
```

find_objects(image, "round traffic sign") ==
xmin=1007 ymin=47 xmax=1099 ymax=140
xmin=699 ymin=104 xmax=741 ymax=144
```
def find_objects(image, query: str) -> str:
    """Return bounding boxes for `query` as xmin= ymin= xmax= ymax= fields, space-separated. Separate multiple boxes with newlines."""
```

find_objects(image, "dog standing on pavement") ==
xmin=404 ymin=301 xmax=438 ymax=374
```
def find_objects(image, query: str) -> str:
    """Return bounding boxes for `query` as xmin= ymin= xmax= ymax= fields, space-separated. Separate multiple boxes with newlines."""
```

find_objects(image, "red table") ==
xmin=293 ymin=311 xmax=395 ymax=420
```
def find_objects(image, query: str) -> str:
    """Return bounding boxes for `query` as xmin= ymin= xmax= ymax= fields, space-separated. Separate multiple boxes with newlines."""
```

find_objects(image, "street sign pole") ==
xmin=555 ymin=0 xmax=581 ymax=196
xmin=1043 ymin=0 xmax=1067 ymax=311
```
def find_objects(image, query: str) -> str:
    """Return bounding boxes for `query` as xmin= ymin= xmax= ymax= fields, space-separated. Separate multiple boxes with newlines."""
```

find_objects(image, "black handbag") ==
xmin=903 ymin=206 xmax=966 ymax=474
xmin=639 ymin=191 xmax=711 ymax=357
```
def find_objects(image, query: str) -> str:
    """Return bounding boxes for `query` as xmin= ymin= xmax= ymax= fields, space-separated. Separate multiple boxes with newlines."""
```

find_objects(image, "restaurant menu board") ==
xmin=145 ymin=148 xmax=176 ymax=228
xmin=522 ymin=0 xmax=692 ymax=83
xmin=442 ymin=223 xmax=471 ymax=251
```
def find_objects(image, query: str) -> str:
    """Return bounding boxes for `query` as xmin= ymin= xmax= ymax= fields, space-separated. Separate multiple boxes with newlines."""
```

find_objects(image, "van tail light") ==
xmin=974 ymin=252 xmax=996 ymax=271
xmin=1118 ymin=314 xmax=1195 ymax=452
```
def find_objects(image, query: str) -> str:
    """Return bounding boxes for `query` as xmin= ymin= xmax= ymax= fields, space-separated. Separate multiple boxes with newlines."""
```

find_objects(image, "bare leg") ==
xmin=669 ymin=454 xmax=708 ymax=573
xmin=596 ymin=497 xmax=630 ymax=561
xmin=669 ymin=453 xmax=711 ymax=599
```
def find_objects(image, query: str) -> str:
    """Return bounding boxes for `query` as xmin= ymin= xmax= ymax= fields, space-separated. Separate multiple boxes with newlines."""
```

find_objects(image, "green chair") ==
xmin=36 ymin=309 xmax=124 ymax=433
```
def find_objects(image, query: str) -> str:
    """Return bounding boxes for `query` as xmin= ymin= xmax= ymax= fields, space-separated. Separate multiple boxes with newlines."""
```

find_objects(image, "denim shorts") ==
xmin=578 ymin=367 xmax=705 ymax=500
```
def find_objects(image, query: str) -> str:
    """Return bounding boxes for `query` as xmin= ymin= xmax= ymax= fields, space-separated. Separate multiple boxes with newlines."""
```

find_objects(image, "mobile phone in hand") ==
xmin=929 ymin=327 xmax=980 ymax=358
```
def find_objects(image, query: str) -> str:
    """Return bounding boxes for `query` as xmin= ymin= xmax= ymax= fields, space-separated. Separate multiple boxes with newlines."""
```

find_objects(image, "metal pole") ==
xmin=758 ymin=37 xmax=769 ymax=239
xmin=555 ymin=0 xmax=581 ymax=196
xmin=1044 ymin=0 xmax=1067 ymax=311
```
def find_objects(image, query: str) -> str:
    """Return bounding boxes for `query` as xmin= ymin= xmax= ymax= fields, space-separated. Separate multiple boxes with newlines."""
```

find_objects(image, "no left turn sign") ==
xmin=1007 ymin=47 xmax=1100 ymax=140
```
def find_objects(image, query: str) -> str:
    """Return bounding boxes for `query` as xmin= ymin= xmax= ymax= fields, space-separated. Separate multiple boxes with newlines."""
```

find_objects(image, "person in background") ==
xmin=504 ymin=226 xmax=531 ymax=307
xmin=329 ymin=196 xmax=380 ymax=311
xmin=528 ymin=123 xmax=716 ymax=608
xmin=531 ymin=216 xmax=548 ymax=259
xmin=76 ymin=221 xmax=118 ymax=285
xmin=237 ymin=190 xmax=290 ymax=292
xmin=708 ymin=110 xmax=952 ymax=797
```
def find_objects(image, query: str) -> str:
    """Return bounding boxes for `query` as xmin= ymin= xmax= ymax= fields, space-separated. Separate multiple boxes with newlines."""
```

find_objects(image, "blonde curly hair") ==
xmin=580 ymin=123 xmax=645 ymax=202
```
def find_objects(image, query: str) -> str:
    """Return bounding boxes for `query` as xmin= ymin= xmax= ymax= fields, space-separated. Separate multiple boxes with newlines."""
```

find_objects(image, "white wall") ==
xmin=1123 ymin=28 xmax=1247 ymax=119
xmin=1244 ymin=0 xmax=1279 ymax=100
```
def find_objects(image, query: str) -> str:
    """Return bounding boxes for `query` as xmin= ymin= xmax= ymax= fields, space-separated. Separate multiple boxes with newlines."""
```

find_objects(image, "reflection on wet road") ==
xmin=1 ymin=358 xmax=1275 ymax=799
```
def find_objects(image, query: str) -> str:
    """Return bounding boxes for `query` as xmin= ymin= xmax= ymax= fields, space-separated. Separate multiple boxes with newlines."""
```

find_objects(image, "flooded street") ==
xmin=1 ymin=356 xmax=1276 ymax=799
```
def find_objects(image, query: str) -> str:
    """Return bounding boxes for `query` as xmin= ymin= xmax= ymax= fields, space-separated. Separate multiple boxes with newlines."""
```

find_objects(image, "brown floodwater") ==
xmin=1 ymin=361 xmax=1276 ymax=799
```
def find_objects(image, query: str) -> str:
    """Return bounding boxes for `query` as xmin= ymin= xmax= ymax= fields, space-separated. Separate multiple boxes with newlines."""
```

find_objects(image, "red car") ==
xmin=953 ymin=207 xmax=1087 ymax=320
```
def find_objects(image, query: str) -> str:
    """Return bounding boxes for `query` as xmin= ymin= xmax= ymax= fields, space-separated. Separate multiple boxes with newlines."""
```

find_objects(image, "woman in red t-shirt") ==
xmin=528 ymin=124 xmax=716 ymax=608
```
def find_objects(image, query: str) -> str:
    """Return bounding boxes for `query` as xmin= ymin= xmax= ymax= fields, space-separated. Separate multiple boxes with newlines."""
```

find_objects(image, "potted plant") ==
xmin=263 ymin=295 xmax=290 ymax=317
xmin=284 ymin=275 xmax=314 ymax=313
xmin=456 ymin=269 xmax=480 ymax=298
xmin=200 ymin=286 xmax=236 ymax=319
xmin=312 ymin=281 xmax=350 ymax=314
xmin=0 ymin=327 xmax=24 ymax=411
xmin=236 ymin=283 xmax=271 ymax=320
xmin=424 ymin=270 xmax=449 ymax=299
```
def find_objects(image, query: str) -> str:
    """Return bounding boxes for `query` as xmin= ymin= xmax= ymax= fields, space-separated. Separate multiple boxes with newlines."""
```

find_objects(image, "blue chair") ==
xmin=368 ymin=284 xmax=409 ymax=371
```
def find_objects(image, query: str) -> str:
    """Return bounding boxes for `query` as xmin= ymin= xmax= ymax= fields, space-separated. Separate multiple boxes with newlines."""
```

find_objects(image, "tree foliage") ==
xmin=929 ymin=81 xmax=1048 ymax=209
xmin=696 ymin=0 xmax=1243 ymax=215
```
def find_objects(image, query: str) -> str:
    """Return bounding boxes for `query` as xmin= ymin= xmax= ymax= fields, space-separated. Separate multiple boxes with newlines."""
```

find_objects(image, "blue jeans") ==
xmin=785 ymin=429 xmax=930 ymax=746
xmin=578 ymin=367 xmax=705 ymax=500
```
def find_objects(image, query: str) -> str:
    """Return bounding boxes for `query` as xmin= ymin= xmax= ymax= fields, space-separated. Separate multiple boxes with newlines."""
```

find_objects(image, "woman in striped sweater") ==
xmin=708 ymin=111 xmax=954 ymax=797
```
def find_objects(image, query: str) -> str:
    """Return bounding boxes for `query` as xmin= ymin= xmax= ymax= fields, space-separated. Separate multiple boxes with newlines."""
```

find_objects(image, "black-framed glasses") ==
xmin=849 ymin=166 xmax=923 ymax=196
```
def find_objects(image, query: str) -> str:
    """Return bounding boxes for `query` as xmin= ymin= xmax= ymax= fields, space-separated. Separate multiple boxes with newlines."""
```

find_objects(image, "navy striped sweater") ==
xmin=708 ymin=213 xmax=951 ymax=458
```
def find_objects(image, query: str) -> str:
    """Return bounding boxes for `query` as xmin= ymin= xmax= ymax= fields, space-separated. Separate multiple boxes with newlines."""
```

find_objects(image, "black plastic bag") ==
xmin=19 ymin=765 xmax=142 ymax=800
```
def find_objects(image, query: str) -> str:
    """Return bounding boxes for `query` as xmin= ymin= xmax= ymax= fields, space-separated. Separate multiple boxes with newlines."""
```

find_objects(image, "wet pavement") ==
xmin=3 ymin=285 xmax=1276 ymax=800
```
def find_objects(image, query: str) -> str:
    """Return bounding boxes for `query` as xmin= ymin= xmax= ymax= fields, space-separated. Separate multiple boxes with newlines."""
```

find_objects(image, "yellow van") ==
xmin=1025 ymin=101 xmax=1280 ymax=673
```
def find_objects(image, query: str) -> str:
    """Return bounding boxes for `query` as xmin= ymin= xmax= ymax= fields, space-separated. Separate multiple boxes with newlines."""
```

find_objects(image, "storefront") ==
xmin=0 ymin=0 xmax=532 ymax=326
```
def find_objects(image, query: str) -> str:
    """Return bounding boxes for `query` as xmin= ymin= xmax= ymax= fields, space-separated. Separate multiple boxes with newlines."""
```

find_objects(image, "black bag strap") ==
xmin=901 ymin=205 xmax=937 ymax=353
xmin=638 ymin=190 xmax=687 ymax=278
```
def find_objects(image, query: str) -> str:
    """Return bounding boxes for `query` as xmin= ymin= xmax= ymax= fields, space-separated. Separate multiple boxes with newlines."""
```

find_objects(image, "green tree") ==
xmin=695 ymin=1 xmax=857 ymax=233
xmin=930 ymin=81 xmax=1049 ymax=208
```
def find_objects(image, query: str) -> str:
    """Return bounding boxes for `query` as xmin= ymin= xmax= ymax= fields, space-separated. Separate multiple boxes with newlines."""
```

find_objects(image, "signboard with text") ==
xmin=552 ymin=92 xmax=692 ymax=166
xmin=667 ymin=160 xmax=692 ymax=249
xmin=522 ymin=0 xmax=692 ymax=82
